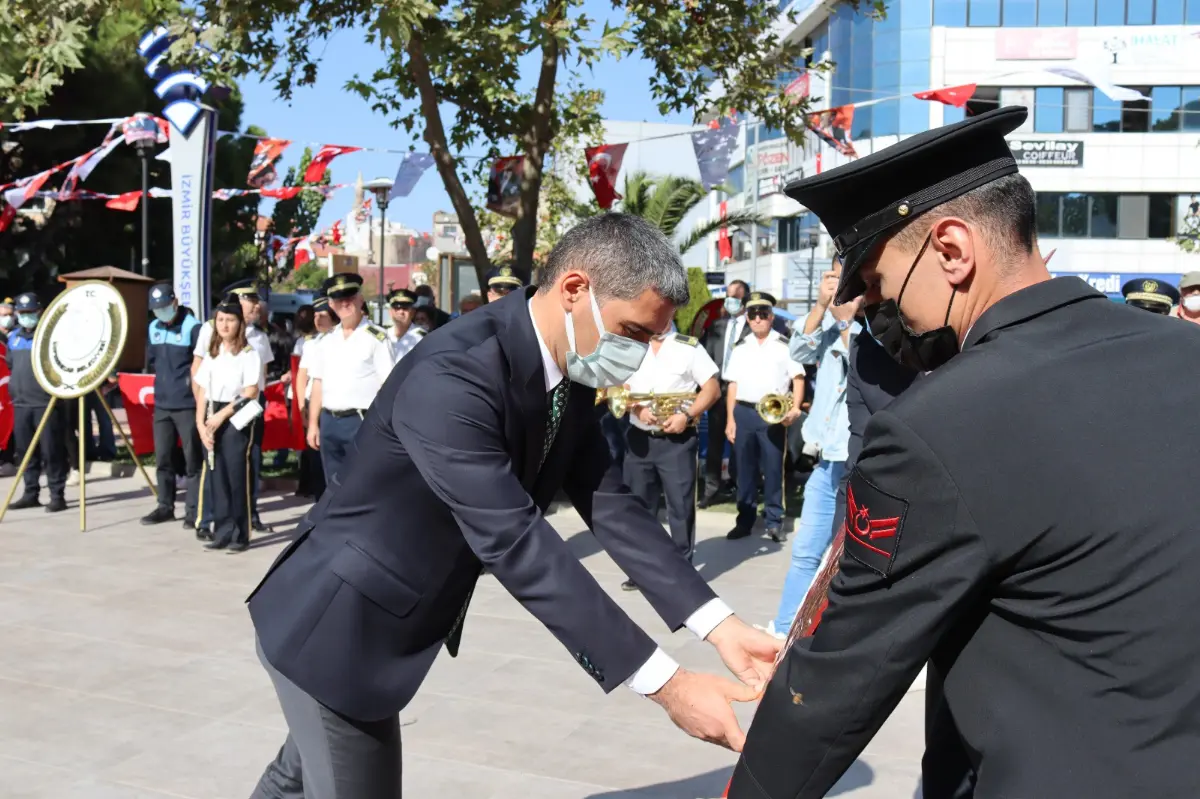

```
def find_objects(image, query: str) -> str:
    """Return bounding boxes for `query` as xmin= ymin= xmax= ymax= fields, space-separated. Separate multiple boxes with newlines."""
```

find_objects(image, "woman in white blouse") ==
xmin=194 ymin=296 xmax=263 ymax=553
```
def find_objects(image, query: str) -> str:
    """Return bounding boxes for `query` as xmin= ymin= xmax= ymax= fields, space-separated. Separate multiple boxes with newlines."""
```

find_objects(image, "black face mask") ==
xmin=863 ymin=234 xmax=960 ymax=373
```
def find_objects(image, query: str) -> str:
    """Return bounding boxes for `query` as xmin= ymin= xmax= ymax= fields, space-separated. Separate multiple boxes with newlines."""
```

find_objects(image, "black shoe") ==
xmin=698 ymin=495 xmax=716 ymax=509
xmin=141 ymin=506 xmax=175 ymax=526
xmin=226 ymin=541 xmax=249 ymax=554
xmin=251 ymin=518 xmax=270 ymax=533
xmin=181 ymin=519 xmax=195 ymax=531
xmin=621 ymin=579 xmax=639 ymax=591
xmin=9 ymin=494 xmax=40 ymax=510
xmin=204 ymin=538 xmax=229 ymax=551
xmin=766 ymin=528 xmax=785 ymax=543
xmin=726 ymin=526 xmax=752 ymax=540
xmin=195 ymin=526 xmax=213 ymax=542
xmin=45 ymin=496 xmax=68 ymax=513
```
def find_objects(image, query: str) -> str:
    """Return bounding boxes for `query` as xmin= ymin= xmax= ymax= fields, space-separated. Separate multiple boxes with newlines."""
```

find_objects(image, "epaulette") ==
xmin=413 ymin=328 xmax=427 ymax=337
xmin=366 ymin=324 xmax=387 ymax=342
xmin=673 ymin=333 xmax=699 ymax=347
xmin=303 ymin=333 xmax=314 ymax=341
xmin=242 ymin=345 xmax=253 ymax=354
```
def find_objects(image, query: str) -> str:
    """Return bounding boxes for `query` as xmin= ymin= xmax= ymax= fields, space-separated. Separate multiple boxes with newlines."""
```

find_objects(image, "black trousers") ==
xmin=703 ymin=384 xmax=737 ymax=497
xmin=297 ymin=448 xmax=326 ymax=500
xmin=14 ymin=404 xmax=68 ymax=498
xmin=733 ymin=402 xmax=786 ymax=531
xmin=251 ymin=412 xmax=265 ymax=522
xmin=623 ymin=426 xmax=699 ymax=560
xmin=153 ymin=406 xmax=202 ymax=523
xmin=204 ymin=415 xmax=255 ymax=546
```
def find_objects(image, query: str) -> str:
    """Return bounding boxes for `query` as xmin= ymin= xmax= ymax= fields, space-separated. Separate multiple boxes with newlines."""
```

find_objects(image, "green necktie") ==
xmin=542 ymin=378 xmax=569 ymax=468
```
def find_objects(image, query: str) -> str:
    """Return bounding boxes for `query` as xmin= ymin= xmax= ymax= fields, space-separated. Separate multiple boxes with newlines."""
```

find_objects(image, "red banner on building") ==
xmin=0 ymin=342 xmax=12 ymax=449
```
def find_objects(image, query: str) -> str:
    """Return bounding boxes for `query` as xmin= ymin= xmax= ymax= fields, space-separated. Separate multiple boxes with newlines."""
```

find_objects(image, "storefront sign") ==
xmin=996 ymin=29 xmax=1079 ymax=60
xmin=1009 ymin=139 xmax=1084 ymax=167
xmin=1052 ymin=271 xmax=1183 ymax=297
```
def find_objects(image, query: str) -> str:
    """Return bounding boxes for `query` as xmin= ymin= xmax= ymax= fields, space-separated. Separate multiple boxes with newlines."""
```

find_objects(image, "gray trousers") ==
xmin=251 ymin=640 xmax=403 ymax=799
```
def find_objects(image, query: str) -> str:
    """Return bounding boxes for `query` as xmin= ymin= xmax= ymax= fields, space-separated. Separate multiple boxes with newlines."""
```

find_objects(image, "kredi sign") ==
xmin=1008 ymin=139 xmax=1084 ymax=167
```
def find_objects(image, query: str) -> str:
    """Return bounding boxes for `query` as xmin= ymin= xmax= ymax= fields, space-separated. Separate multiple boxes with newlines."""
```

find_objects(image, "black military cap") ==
xmin=323 ymin=273 xmax=363 ymax=299
xmin=214 ymin=293 xmax=244 ymax=317
xmin=312 ymin=291 xmax=331 ymax=312
xmin=387 ymin=288 xmax=415 ymax=307
xmin=745 ymin=291 xmax=777 ymax=309
xmin=148 ymin=282 xmax=175 ymax=310
xmin=486 ymin=265 xmax=524 ymax=289
xmin=223 ymin=278 xmax=262 ymax=301
xmin=784 ymin=106 xmax=1029 ymax=304
xmin=14 ymin=292 xmax=40 ymax=312
xmin=1122 ymin=277 xmax=1179 ymax=314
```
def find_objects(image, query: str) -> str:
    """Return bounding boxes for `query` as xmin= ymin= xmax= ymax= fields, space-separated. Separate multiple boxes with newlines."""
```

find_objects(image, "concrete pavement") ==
xmin=0 ymin=474 xmax=925 ymax=798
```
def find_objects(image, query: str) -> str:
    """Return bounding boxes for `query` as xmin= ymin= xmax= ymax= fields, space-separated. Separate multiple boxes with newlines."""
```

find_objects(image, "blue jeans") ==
xmin=773 ymin=458 xmax=847 ymax=632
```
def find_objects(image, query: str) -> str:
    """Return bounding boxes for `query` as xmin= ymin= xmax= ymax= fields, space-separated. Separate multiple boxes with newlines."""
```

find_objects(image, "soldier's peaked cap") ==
xmin=784 ymin=106 xmax=1028 ymax=305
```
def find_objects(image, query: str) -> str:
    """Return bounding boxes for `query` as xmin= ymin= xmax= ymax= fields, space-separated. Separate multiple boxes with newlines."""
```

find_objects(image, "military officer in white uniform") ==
xmin=305 ymin=273 xmax=395 ymax=483
xmin=385 ymin=288 xmax=425 ymax=362
xmin=620 ymin=331 xmax=722 ymax=589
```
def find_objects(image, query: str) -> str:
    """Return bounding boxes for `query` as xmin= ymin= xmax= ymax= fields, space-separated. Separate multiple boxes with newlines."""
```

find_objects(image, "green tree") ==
xmin=675 ymin=266 xmax=712 ymax=335
xmin=618 ymin=170 xmax=766 ymax=257
xmin=271 ymin=146 xmax=329 ymax=240
xmin=0 ymin=0 xmax=103 ymax=120
xmin=178 ymin=0 xmax=873 ymax=286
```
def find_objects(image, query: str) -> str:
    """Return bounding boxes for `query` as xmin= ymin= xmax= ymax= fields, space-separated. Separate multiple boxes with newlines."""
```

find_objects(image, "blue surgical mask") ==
xmin=153 ymin=306 xmax=176 ymax=323
xmin=724 ymin=297 xmax=743 ymax=315
xmin=17 ymin=313 xmax=38 ymax=330
xmin=564 ymin=288 xmax=648 ymax=389
xmin=0 ymin=315 xmax=12 ymax=330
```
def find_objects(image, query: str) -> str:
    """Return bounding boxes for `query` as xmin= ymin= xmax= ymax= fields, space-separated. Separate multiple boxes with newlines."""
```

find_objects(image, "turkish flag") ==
xmin=261 ymin=186 xmax=303 ymax=200
xmin=913 ymin=83 xmax=977 ymax=108
xmin=717 ymin=201 xmax=733 ymax=261
xmin=117 ymin=373 xmax=156 ymax=456
xmin=584 ymin=144 xmax=628 ymax=210
xmin=105 ymin=191 xmax=142 ymax=211
xmin=0 ymin=343 xmax=12 ymax=449
xmin=260 ymin=381 xmax=296 ymax=452
xmin=303 ymin=144 xmax=361 ymax=183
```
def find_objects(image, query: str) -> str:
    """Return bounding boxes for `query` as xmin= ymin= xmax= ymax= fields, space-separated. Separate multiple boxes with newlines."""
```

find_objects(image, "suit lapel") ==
xmin=496 ymin=288 xmax=549 ymax=489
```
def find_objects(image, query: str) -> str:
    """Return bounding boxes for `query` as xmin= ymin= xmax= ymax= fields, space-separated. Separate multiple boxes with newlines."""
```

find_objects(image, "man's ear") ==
xmin=930 ymin=217 xmax=975 ymax=288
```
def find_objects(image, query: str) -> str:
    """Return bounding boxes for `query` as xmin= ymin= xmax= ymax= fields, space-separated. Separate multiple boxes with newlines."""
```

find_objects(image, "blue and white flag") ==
xmin=391 ymin=152 xmax=435 ymax=200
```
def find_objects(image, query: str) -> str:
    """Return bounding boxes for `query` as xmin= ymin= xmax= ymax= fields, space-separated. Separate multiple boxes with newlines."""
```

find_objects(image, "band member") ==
xmin=485 ymin=264 xmax=525 ymax=302
xmin=295 ymin=293 xmax=334 ymax=501
xmin=194 ymin=296 xmax=262 ymax=553
xmin=385 ymin=288 xmax=424 ymax=362
xmin=723 ymin=292 xmax=804 ymax=541
xmin=305 ymin=273 xmax=395 ymax=483
xmin=1121 ymin=277 xmax=1179 ymax=315
xmin=141 ymin=282 xmax=204 ymax=531
xmin=620 ymin=331 xmax=720 ymax=591
xmin=731 ymin=106 xmax=1200 ymax=799
xmin=6 ymin=291 xmax=69 ymax=512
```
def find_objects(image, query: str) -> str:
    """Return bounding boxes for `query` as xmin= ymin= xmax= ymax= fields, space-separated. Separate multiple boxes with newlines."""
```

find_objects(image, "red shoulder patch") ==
xmin=843 ymin=469 xmax=908 ymax=577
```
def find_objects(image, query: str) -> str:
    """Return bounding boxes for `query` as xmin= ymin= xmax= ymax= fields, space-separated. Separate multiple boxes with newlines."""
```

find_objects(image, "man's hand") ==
xmin=725 ymin=420 xmax=737 ymax=444
xmin=707 ymin=615 xmax=784 ymax=692
xmin=650 ymin=668 xmax=759 ymax=752
xmin=635 ymin=405 xmax=658 ymax=427
xmin=830 ymin=295 xmax=863 ymax=322
xmin=780 ymin=407 xmax=802 ymax=428
xmin=661 ymin=412 xmax=689 ymax=435
xmin=307 ymin=425 xmax=321 ymax=450
xmin=816 ymin=270 xmax=839 ymax=309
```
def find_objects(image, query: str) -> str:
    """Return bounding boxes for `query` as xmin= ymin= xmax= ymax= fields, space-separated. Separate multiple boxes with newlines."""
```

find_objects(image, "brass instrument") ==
xmin=756 ymin=393 xmax=794 ymax=424
xmin=605 ymin=386 xmax=698 ymax=424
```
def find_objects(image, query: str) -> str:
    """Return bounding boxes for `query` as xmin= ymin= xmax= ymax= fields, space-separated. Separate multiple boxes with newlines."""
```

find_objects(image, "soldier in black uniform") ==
xmin=730 ymin=106 xmax=1200 ymax=799
xmin=1120 ymin=277 xmax=1179 ymax=314
xmin=6 ymin=292 xmax=68 ymax=512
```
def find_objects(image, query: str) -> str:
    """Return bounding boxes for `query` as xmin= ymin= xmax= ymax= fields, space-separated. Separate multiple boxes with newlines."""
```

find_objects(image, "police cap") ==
xmin=784 ymin=106 xmax=1028 ymax=304
xmin=744 ymin=291 xmax=777 ymax=309
xmin=323 ymin=273 xmax=363 ymax=299
xmin=1121 ymin=277 xmax=1179 ymax=314
xmin=223 ymin=278 xmax=262 ymax=301
xmin=312 ymin=291 xmax=331 ymax=312
xmin=148 ymin=282 xmax=175 ymax=310
xmin=214 ymin=293 xmax=244 ymax=317
xmin=486 ymin=265 xmax=524 ymax=289
xmin=14 ymin=292 xmax=40 ymax=312
xmin=387 ymin=288 xmax=416 ymax=307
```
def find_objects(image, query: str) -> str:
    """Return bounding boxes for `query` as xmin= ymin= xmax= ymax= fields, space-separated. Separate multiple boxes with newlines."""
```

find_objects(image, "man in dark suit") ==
xmin=699 ymin=279 xmax=750 ymax=505
xmin=731 ymin=106 xmax=1200 ymax=798
xmin=248 ymin=213 xmax=783 ymax=799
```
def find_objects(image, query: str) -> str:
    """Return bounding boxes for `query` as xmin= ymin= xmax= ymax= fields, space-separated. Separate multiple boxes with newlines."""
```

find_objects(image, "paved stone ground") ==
xmin=0 ymin=474 xmax=925 ymax=799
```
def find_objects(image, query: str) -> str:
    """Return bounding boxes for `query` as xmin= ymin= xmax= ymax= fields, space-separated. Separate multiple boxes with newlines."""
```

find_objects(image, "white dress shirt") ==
xmin=527 ymin=301 xmax=734 ymax=695
xmin=307 ymin=318 xmax=396 ymax=412
xmin=195 ymin=321 xmax=272 ymax=390
xmin=719 ymin=315 xmax=747 ymax=380
xmin=195 ymin=345 xmax=262 ymax=404
xmin=726 ymin=330 xmax=804 ymax=403
xmin=626 ymin=335 xmax=719 ymax=432
xmin=387 ymin=325 xmax=425 ymax=362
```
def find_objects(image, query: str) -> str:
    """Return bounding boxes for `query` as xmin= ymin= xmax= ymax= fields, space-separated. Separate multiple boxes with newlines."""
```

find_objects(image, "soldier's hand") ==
xmin=649 ymin=668 xmax=758 ymax=752
xmin=661 ymin=413 xmax=689 ymax=435
xmin=817 ymin=271 xmax=839 ymax=309
xmin=635 ymin=406 xmax=658 ymax=426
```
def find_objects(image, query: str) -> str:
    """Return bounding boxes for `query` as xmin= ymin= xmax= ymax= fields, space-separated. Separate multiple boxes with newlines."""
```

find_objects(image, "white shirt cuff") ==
xmin=625 ymin=647 xmax=680 ymax=695
xmin=684 ymin=598 xmax=734 ymax=640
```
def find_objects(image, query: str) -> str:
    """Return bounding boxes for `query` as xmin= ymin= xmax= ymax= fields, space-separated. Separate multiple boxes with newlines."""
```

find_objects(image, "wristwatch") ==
xmin=835 ymin=320 xmax=851 ymax=332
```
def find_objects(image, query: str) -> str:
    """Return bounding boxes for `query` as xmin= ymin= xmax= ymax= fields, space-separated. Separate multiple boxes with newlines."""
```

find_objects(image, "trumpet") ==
xmin=604 ymin=386 xmax=698 ymax=423
xmin=756 ymin=393 xmax=794 ymax=424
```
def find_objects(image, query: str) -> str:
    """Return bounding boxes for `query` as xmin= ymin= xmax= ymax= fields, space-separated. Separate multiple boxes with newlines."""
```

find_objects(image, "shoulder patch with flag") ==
xmin=843 ymin=469 xmax=908 ymax=577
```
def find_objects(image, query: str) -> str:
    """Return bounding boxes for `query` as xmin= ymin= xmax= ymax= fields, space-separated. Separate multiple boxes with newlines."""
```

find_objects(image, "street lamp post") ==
xmin=133 ymin=139 xmax=155 ymax=277
xmin=364 ymin=177 xmax=394 ymax=325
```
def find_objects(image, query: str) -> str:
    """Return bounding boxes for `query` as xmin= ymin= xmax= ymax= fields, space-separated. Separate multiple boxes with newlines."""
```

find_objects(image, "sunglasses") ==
xmin=746 ymin=307 xmax=772 ymax=319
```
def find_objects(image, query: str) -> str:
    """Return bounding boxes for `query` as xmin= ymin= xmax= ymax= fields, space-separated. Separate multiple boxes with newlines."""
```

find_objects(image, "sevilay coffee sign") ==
xmin=1008 ymin=138 xmax=1084 ymax=167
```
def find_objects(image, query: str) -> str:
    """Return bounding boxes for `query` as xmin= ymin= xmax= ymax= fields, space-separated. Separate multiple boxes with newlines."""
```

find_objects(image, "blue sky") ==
xmin=236 ymin=2 xmax=693 ymax=236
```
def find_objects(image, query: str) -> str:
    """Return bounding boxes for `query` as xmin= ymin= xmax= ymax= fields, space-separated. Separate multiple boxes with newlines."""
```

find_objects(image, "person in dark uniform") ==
xmin=484 ymin=264 xmax=524 ymax=303
xmin=730 ymin=106 xmax=1200 ymax=799
xmin=6 ymin=292 xmax=68 ymax=513
xmin=295 ymin=293 xmax=333 ymax=501
xmin=194 ymin=295 xmax=262 ymax=553
xmin=699 ymin=280 xmax=749 ymax=506
xmin=141 ymin=282 xmax=205 ymax=530
xmin=1120 ymin=277 xmax=1179 ymax=314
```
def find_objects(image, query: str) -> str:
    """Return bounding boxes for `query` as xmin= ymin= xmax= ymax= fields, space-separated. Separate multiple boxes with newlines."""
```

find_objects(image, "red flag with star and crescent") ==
xmin=584 ymin=143 xmax=628 ymax=209
xmin=304 ymin=144 xmax=361 ymax=183
xmin=0 ymin=341 xmax=11 ymax=448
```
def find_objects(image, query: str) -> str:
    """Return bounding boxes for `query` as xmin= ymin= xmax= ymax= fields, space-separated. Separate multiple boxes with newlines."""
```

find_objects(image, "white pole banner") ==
xmin=168 ymin=106 xmax=217 ymax=321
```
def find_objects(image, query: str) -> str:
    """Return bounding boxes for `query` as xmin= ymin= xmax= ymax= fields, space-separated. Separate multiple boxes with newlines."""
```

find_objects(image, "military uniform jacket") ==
xmin=247 ymin=287 xmax=717 ymax=722
xmin=731 ymin=277 xmax=1200 ymax=799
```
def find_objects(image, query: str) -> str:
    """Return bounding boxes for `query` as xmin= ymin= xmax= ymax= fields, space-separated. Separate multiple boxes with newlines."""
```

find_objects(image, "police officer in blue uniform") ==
xmin=141 ymin=282 xmax=204 ymax=529
xmin=6 ymin=292 xmax=68 ymax=512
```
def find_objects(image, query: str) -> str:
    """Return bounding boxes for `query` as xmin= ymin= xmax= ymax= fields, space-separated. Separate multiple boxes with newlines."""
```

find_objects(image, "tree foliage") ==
xmin=0 ymin=0 xmax=103 ymax=120
xmin=618 ymin=170 xmax=766 ymax=259
xmin=178 ymin=0 xmax=872 ymax=287
xmin=270 ymin=146 xmax=329 ymax=239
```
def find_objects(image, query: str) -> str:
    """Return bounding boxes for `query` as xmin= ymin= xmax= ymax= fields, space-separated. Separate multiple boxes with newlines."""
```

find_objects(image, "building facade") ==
xmin=716 ymin=0 xmax=1200 ymax=309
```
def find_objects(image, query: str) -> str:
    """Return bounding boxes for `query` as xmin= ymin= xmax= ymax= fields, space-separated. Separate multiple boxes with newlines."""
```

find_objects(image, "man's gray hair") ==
xmin=537 ymin=213 xmax=690 ymax=306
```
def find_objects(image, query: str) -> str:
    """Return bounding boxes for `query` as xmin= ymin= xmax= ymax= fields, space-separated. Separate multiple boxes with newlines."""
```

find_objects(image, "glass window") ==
xmin=1118 ymin=195 xmax=1149 ymax=239
xmin=1038 ymin=0 xmax=1067 ymax=24
xmin=1037 ymin=193 xmax=1061 ymax=237
xmin=1152 ymin=86 xmax=1182 ymax=131
xmin=1189 ymin=0 xmax=1200 ymax=23
xmin=1149 ymin=195 xmax=1175 ymax=239
xmin=757 ymin=124 xmax=786 ymax=142
xmin=1121 ymin=93 xmax=1151 ymax=133
xmin=1183 ymin=88 xmax=1200 ymax=131
xmin=1066 ymin=0 xmax=1096 ymax=24
xmin=852 ymin=105 xmax=874 ymax=140
xmin=900 ymin=96 xmax=930 ymax=134
xmin=874 ymin=100 xmax=900 ymax=137
xmin=1095 ymin=0 xmax=1126 ymax=24
xmin=1090 ymin=195 xmax=1118 ymax=239
xmin=1064 ymin=88 xmax=1092 ymax=131
xmin=902 ymin=0 xmax=933 ymax=27
xmin=1002 ymin=0 xmax=1037 ymax=25
xmin=969 ymin=0 xmax=1001 ymax=25
xmin=933 ymin=0 xmax=968 ymax=24
xmin=1156 ymin=0 xmax=1184 ymax=23
xmin=943 ymin=105 xmax=966 ymax=125
xmin=727 ymin=163 xmax=744 ymax=195
xmin=900 ymin=28 xmax=931 ymax=61
xmin=900 ymin=59 xmax=931 ymax=92
xmin=1093 ymin=94 xmax=1121 ymax=132
xmin=1001 ymin=88 xmax=1036 ymax=133
xmin=966 ymin=86 xmax=1000 ymax=117
xmin=1061 ymin=193 xmax=1089 ymax=237
xmin=874 ymin=29 xmax=900 ymax=63
xmin=1127 ymin=0 xmax=1154 ymax=23
xmin=1035 ymin=87 xmax=1064 ymax=133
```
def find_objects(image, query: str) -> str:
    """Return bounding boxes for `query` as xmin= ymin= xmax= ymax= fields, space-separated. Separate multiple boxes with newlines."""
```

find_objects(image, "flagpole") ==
xmin=749 ymin=115 xmax=760 ymax=291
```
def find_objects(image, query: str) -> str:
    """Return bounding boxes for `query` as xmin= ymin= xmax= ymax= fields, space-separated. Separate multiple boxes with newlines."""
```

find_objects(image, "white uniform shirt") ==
xmin=297 ymin=332 xmax=325 ymax=403
xmin=387 ymin=325 xmax=425 ymax=362
xmin=195 ymin=321 xmax=272 ymax=390
xmin=726 ymin=330 xmax=804 ymax=403
xmin=194 ymin=345 xmax=262 ymax=404
xmin=626 ymin=335 xmax=718 ymax=432
xmin=307 ymin=317 xmax=395 ymax=412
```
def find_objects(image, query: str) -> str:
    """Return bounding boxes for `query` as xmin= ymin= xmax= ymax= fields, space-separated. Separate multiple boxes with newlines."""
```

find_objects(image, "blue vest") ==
xmin=148 ymin=314 xmax=201 ymax=410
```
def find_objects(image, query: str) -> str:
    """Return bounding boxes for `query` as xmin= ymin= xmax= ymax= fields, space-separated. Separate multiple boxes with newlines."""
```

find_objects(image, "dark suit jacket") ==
xmin=248 ymin=288 xmax=717 ymax=721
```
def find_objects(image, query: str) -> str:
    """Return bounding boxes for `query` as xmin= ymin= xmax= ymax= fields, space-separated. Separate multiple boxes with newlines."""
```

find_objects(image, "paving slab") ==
xmin=0 ymin=474 xmax=925 ymax=798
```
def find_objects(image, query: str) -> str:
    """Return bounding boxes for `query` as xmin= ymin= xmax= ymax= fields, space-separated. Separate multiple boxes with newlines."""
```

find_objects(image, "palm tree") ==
xmin=617 ymin=170 xmax=768 ymax=256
